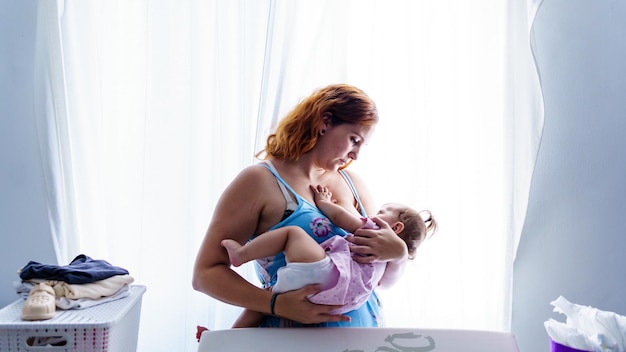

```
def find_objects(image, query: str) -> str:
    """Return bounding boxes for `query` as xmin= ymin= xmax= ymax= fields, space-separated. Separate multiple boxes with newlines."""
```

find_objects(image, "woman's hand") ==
xmin=347 ymin=216 xmax=408 ymax=264
xmin=273 ymin=284 xmax=351 ymax=324
xmin=347 ymin=216 xmax=409 ymax=288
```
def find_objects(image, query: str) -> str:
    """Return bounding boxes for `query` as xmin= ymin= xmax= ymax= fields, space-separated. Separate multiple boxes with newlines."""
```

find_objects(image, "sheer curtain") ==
xmin=34 ymin=0 xmax=543 ymax=351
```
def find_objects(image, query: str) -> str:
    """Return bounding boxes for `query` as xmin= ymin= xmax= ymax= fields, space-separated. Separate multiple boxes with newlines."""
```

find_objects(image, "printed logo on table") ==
xmin=342 ymin=332 xmax=436 ymax=352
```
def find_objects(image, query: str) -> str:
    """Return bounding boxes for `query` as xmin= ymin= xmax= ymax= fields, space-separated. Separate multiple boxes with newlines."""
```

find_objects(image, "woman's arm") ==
xmin=192 ymin=165 xmax=350 ymax=324
xmin=192 ymin=165 xmax=273 ymax=312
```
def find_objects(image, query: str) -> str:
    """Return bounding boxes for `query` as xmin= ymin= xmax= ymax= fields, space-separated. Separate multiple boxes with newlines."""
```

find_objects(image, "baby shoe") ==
xmin=22 ymin=283 xmax=56 ymax=321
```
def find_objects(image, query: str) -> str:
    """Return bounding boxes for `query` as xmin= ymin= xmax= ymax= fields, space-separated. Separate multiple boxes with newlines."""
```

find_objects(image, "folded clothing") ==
xmin=56 ymin=285 xmax=131 ymax=310
xmin=19 ymin=254 xmax=129 ymax=284
xmin=22 ymin=274 xmax=134 ymax=300
xmin=16 ymin=278 xmax=133 ymax=310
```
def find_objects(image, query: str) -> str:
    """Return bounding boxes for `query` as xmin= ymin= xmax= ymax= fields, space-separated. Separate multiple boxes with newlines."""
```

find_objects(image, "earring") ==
xmin=320 ymin=129 xmax=326 ymax=135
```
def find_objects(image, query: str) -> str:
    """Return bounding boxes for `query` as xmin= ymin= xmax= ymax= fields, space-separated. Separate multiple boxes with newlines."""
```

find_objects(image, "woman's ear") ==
xmin=319 ymin=113 xmax=332 ymax=136
xmin=321 ymin=112 xmax=332 ymax=128
xmin=391 ymin=222 xmax=404 ymax=235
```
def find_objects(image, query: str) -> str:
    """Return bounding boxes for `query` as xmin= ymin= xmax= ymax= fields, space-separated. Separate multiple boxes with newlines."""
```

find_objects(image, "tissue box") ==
xmin=551 ymin=338 xmax=592 ymax=352
xmin=0 ymin=285 xmax=145 ymax=352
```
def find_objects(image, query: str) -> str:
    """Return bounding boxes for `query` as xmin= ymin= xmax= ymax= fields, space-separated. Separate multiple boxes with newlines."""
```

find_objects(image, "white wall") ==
xmin=0 ymin=0 xmax=56 ymax=306
xmin=512 ymin=0 xmax=626 ymax=351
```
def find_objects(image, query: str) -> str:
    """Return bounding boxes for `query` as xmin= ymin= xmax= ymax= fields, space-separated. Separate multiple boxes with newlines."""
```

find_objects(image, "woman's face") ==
xmin=316 ymin=122 xmax=375 ymax=171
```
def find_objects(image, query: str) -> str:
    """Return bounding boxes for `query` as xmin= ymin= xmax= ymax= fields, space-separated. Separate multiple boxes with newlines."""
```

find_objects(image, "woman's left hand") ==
xmin=347 ymin=216 xmax=408 ymax=264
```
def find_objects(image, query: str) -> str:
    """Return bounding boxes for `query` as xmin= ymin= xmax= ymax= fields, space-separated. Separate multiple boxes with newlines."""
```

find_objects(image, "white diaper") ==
xmin=272 ymin=256 xmax=339 ymax=294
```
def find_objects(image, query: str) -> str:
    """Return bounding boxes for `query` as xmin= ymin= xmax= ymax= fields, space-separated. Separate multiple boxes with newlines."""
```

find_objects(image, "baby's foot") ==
xmin=221 ymin=239 xmax=245 ymax=267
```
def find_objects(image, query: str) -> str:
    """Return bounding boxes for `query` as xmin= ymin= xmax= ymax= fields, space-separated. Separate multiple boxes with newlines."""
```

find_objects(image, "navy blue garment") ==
xmin=19 ymin=254 xmax=129 ymax=284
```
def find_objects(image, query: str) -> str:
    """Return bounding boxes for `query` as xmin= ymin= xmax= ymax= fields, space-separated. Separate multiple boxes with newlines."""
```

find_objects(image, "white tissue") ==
xmin=544 ymin=296 xmax=626 ymax=352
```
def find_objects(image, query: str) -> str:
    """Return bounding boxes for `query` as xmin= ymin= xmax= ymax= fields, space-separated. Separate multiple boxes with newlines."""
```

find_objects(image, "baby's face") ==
xmin=375 ymin=203 xmax=403 ymax=225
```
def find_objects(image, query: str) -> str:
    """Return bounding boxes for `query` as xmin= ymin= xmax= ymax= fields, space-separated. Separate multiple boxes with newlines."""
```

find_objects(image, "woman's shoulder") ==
xmin=222 ymin=163 xmax=277 ymax=196
xmin=339 ymin=168 xmax=368 ymax=191
xmin=235 ymin=163 xmax=273 ymax=181
xmin=339 ymin=167 xmax=376 ymax=215
xmin=340 ymin=168 xmax=362 ymax=181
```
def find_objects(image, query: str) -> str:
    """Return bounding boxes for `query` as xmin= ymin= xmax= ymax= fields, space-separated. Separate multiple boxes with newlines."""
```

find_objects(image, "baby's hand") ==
xmin=310 ymin=185 xmax=334 ymax=204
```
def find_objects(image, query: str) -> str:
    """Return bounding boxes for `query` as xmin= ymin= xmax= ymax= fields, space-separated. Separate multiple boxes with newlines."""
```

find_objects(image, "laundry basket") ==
xmin=0 ymin=285 xmax=146 ymax=352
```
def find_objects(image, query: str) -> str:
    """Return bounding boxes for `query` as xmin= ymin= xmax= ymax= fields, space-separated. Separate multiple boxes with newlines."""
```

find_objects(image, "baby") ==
xmin=221 ymin=185 xmax=437 ymax=327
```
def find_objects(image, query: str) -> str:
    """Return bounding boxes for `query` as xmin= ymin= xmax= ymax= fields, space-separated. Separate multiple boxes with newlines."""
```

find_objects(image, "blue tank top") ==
xmin=255 ymin=162 xmax=383 ymax=327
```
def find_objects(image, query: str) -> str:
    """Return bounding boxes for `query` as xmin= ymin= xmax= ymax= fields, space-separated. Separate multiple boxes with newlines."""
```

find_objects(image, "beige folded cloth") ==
xmin=28 ymin=274 xmax=134 ymax=299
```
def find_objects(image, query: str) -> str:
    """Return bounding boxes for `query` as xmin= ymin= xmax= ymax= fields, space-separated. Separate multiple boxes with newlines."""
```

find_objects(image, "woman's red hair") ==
xmin=259 ymin=84 xmax=378 ymax=161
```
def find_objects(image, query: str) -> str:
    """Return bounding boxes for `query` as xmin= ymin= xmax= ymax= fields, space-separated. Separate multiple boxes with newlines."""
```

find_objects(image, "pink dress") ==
xmin=307 ymin=233 xmax=386 ymax=314
xmin=271 ymin=218 xmax=385 ymax=314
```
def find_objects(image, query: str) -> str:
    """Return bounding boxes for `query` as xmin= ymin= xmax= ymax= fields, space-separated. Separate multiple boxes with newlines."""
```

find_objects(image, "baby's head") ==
xmin=376 ymin=203 xmax=438 ymax=260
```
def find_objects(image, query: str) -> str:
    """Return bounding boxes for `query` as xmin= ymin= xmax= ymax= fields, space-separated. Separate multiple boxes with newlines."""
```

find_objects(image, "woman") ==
xmin=192 ymin=84 xmax=408 ymax=327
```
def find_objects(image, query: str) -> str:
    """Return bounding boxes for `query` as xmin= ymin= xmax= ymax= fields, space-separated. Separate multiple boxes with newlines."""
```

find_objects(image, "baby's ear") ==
xmin=391 ymin=222 xmax=404 ymax=235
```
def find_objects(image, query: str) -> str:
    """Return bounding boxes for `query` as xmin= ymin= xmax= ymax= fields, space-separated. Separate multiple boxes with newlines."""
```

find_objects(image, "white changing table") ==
xmin=198 ymin=327 xmax=520 ymax=352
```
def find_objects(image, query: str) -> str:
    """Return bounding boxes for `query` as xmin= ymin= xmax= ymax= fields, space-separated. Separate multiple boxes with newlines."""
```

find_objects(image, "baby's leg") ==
xmin=221 ymin=226 xmax=326 ymax=267
xmin=281 ymin=226 xmax=327 ymax=264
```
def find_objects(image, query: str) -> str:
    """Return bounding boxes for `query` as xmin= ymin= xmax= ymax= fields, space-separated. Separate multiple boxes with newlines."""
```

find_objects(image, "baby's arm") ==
xmin=310 ymin=185 xmax=366 ymax=233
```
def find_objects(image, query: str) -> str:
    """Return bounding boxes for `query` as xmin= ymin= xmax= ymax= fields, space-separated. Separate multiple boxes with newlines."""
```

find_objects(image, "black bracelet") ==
xmin=270 ymin=293 xmax=279 ymax=315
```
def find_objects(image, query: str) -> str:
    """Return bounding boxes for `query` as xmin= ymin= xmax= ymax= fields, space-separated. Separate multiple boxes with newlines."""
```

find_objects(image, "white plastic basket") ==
xmin=0 ymin=285 xmax=145 ymax=352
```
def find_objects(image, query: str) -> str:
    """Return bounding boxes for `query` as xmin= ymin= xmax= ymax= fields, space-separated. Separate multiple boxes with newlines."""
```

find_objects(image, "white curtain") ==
xmin=34 ymin=1 xmax=544 ymax=351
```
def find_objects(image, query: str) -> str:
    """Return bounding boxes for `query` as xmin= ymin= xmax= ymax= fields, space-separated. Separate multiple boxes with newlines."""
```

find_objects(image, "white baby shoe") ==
xmin=22 ymin=283 xmax=56 ymax=321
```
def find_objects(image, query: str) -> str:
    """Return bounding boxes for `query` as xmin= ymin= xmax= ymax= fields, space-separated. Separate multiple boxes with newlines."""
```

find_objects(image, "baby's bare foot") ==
xmin=221 ymin=239 xmax=244 ymax=267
